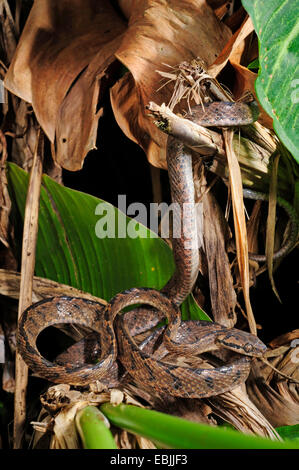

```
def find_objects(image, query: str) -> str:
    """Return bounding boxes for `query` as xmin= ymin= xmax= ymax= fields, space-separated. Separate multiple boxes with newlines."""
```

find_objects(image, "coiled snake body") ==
xmin=17 ymin=101 xmax=298 ymax=397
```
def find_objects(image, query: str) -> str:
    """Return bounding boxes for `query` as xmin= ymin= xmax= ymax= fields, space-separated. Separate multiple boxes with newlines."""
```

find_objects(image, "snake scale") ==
xmin=17 ymin=101 xmax=298 ymax=398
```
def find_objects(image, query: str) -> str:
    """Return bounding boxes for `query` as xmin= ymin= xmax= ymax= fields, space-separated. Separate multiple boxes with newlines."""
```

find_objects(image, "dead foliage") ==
xmin=0 ymin=0 xmax=297 ymax=448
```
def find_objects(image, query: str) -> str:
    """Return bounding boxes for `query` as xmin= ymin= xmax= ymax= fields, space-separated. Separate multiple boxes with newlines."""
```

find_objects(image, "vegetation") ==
xmin=0 ymin=0 xmax=298 ymax=450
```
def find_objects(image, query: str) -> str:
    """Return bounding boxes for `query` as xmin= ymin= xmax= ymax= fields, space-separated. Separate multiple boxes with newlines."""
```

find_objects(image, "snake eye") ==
xmin=244 ymin=343 xmax=254 ymax=354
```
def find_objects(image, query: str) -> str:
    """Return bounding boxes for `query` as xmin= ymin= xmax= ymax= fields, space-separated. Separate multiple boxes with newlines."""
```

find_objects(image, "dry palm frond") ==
xmin=207 ymin=384 xmax=281 ymax=439
xmin=247 ymin=331 xmax=299 ymax=427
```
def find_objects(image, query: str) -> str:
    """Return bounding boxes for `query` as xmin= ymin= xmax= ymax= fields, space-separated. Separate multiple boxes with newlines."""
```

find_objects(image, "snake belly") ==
xmin=17 ymin=101 xmax=271 ymax=396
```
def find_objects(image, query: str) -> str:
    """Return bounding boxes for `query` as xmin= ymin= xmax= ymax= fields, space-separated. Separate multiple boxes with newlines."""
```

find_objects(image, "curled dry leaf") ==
xmin=4 ymin=0 xmax=126 ymax=170
xmin=223 ymin=129 xmax=256 ymax=335
xmin=0 ymin=268 xmax=106 ymax=304
xmin=207 ymin=385 xmax=281 ymax=439
xmin=227 ymin=18 xmax=272 ymax=128
xmin=0 ymin=0 xmax=17 ymax=64
xmin=33 ymin=385 xmax=150 ymax=449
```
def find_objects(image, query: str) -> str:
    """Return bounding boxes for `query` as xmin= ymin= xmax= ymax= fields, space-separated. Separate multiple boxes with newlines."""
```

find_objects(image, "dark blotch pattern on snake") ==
xmin=17 ymin=100 xmax=297 ymax=397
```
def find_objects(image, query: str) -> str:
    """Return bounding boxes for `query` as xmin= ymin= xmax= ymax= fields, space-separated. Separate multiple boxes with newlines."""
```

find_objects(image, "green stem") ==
xmin=100 ymin=403 xmax=299 ymax=449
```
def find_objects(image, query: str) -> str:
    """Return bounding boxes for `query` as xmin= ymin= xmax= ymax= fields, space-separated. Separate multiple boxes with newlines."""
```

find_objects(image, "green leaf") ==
xmin=276 ymin=424 xmax=299 ymax=441
xmin=75 ymin=406 xmax=117 ymax=449
xmin=247 ymin=58 xmax=259 ymax=70
xmin=242 ymin=0 xmax=299 ymax=163
xmin=100 ymin=403 xmax=299 ymax=449
xmin=7 ymin=162 xmax=209 ymax=321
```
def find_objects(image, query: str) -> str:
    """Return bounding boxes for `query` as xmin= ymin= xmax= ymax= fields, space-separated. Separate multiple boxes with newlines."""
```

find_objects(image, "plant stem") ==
xmin=13 ymin=129 xmax=44 ymax=448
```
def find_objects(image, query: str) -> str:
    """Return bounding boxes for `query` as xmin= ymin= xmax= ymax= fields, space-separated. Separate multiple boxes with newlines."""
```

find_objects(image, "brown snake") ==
xmin=17 ymin=101 xmax=298 ymax=397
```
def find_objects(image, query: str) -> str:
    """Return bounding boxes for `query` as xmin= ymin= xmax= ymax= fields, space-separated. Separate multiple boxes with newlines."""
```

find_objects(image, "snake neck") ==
xmin=161 ymin=137 xmax=199 ymax=306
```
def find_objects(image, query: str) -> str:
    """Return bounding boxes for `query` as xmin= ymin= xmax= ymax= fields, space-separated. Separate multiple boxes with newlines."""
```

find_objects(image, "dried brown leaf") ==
xmin=0 ymin=131 xmax=10 ymax=247
xmin=223 ymin=129 xmax=256 ymax=334
xmin=265 ymin=152 xmax=281 ymax=301
xmin=208 ymin=385 xmax=281 ymax=439
xmin=0 ymin=0 xmax=17 ymax=64
xmin=13 ymin=130 xmax=44 ymax=448
xmin=247 ymin=330 xmax=299 ymax=426
xmin=245 ymin=199 xmax=262 ymax=277
xmin=5 ymin=0 xmax=126 ymax=170
xmin=248 ymin=359 xmax=299 ymax=427
xmin=55 ymin=39 xmax=123 ymax=170
xmin=224 ymin=6 xmax=247 ymax=33
xmin=269 ymin=330 xmax=299 ymax=349
xmin=111 ymin=0 xmax=231 ymax=169
xmin=229 ymin=64 xmax=273 ymax=128
xmin=117 ymin=0 xmax=134 ymax=20
xmin=0 ymin=322 xmax=4 ymax=364
xmin=206 ymin=0 xmax=230 ymax=8
xmin=246 ymin=200 xmax=262 ymax=253
xmin=214 ymin=2 xmax=231 ymax=22
xmin=209 ymin=12 xmax=272 ymax=128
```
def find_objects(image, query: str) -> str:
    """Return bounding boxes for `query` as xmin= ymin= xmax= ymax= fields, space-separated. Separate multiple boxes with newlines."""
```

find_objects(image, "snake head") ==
xmin=216 ymin=331 xmax=267 ymax=357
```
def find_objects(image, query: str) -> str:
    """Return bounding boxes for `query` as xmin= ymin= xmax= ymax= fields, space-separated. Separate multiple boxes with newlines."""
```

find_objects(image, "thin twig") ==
xmin=13 ymin=129 xmax=44 ymax=448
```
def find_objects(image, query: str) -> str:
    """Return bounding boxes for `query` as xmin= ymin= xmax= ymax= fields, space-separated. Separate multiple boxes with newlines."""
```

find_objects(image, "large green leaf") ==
xmin=7 ymin=162 xmax=208 ymax=321
xmin=242 ymin=0 xmax=299 ymax=163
